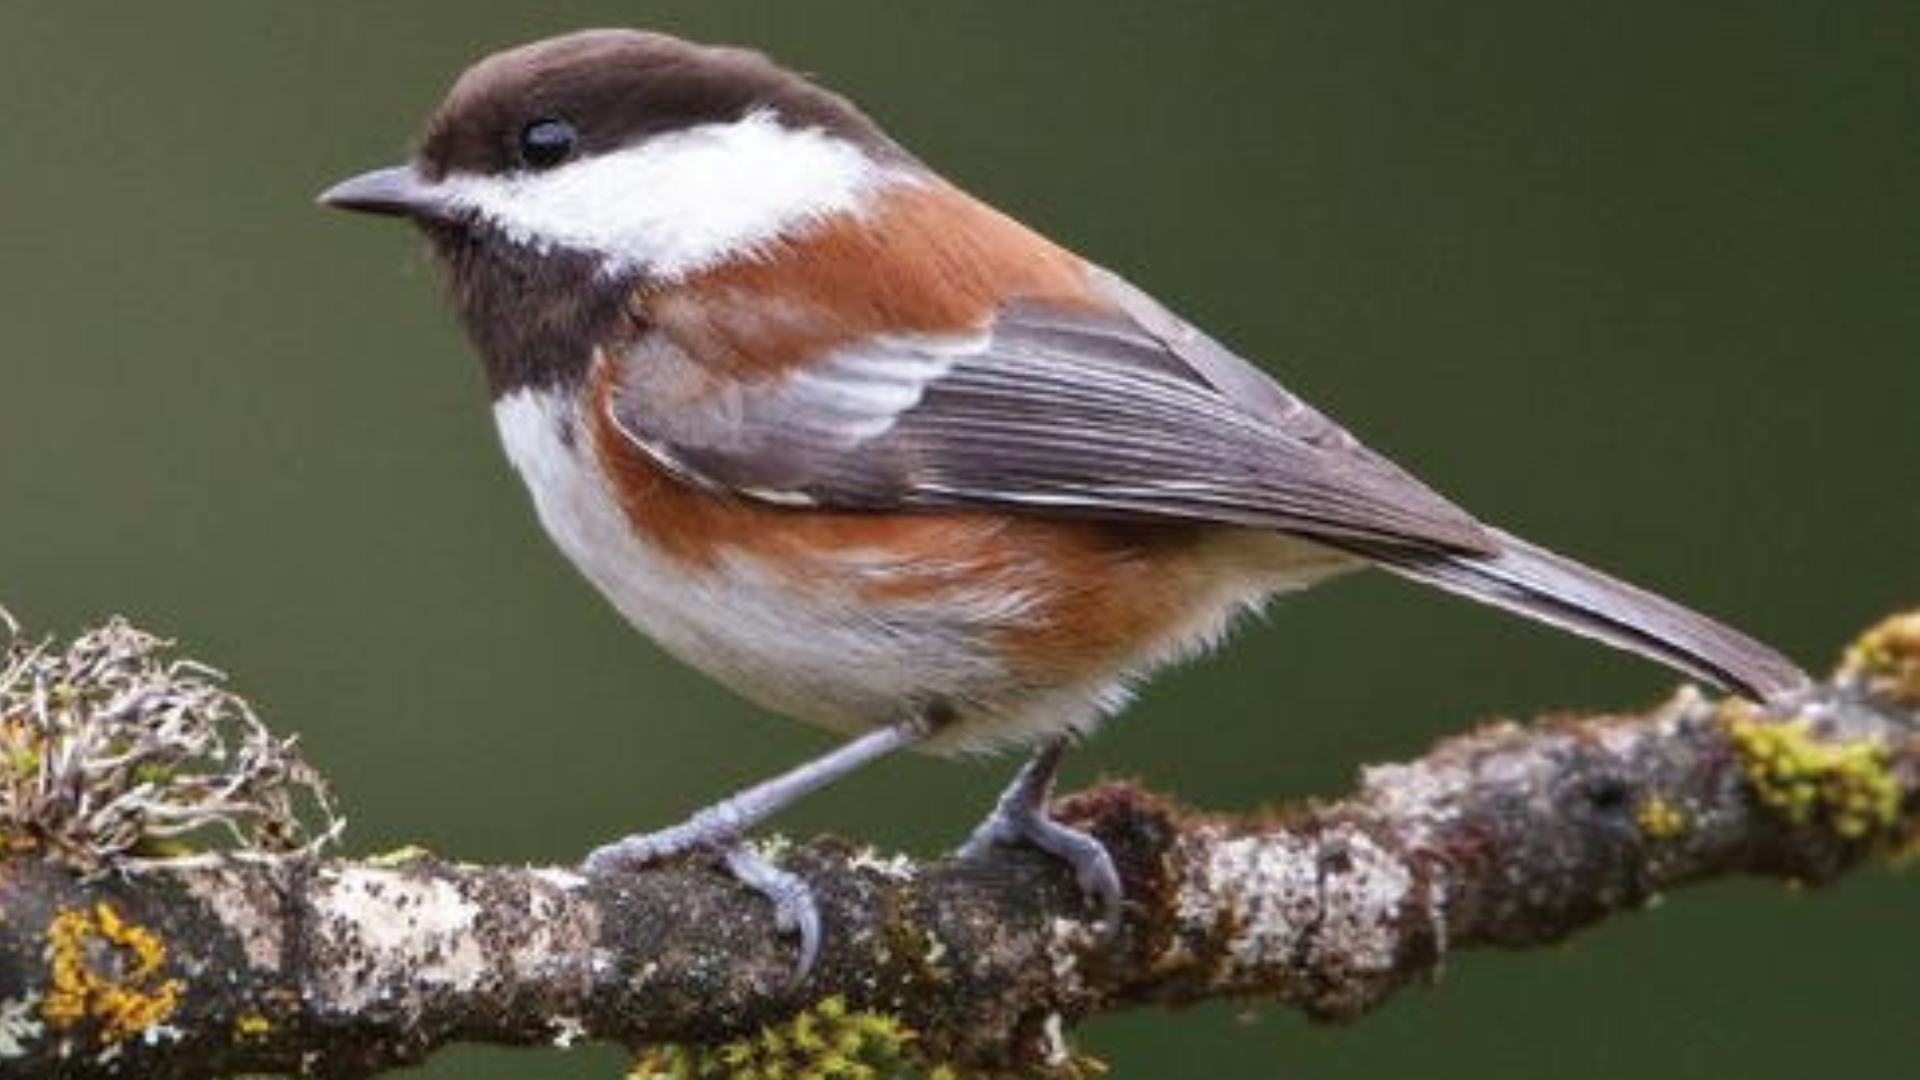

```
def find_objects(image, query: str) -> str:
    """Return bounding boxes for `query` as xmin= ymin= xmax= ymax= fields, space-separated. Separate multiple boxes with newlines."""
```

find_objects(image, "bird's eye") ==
xmin=517 ymin=118 xmax=577 ymax=170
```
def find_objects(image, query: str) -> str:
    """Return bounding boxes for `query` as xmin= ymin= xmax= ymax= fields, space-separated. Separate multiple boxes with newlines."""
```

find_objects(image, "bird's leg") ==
xmin=956 ymin=735 xmax=1123 ymax=931
xmin=582 ymin=716 xmax=930 ymax=979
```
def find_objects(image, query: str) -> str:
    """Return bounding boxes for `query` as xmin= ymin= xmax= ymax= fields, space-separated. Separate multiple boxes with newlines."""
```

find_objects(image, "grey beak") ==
xmin=317 ymin=165 xmax=450 ymax=220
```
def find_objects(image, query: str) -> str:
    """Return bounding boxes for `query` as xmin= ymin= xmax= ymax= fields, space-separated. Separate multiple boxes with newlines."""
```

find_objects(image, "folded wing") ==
xmin=611 ymin=269 xmax=1495 ymax=553
xmin=606 ymin=266 xmax=1806 ymax=699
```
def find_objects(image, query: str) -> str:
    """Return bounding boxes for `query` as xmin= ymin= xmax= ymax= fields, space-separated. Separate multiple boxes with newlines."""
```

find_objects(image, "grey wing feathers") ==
xmin=614 ymin=290 xmax=1495 ymax=552
xmin=1084 ymin=267 xmax=1365 ymax=448
xmin=868 ymin=318 xmax=1494 ymax=549
xmin=607 ymin=268 xmax=1807 ymax=700
xmin=1349 ymin=529 xmax=1810 ymax=700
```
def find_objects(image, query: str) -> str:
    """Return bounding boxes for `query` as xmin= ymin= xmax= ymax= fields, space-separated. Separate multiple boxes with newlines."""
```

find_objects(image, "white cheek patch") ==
xmin=441 ymin=110 xmax=905 ymax=280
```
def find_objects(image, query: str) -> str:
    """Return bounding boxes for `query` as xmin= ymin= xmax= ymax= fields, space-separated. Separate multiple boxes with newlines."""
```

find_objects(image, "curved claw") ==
xmin=724 ymin=846 xmax=821 ymax=983
xmin=576 ymin=722 xmax=931 ymax=984
xmin=580 ymin=828 xmax=819 ymax=984
xmin=957 ymin=738 xmax=1125 ymax=934
xmin=964 ymin=807 xmax=1123 ymax=933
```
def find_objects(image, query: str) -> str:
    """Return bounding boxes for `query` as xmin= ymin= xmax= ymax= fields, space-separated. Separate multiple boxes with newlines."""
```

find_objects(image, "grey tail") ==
xmin=1349 ymin=527 xmax=1810 ymax=702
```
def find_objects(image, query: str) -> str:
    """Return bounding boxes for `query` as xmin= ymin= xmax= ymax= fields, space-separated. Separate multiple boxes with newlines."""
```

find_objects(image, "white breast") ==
xmin=490 ymin=388 xmax=1010 ymax=735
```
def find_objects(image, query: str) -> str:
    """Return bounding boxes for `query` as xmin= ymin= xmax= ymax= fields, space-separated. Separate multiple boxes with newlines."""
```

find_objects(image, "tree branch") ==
xmin=0 ymin=612 xmax=1914 ymax=1080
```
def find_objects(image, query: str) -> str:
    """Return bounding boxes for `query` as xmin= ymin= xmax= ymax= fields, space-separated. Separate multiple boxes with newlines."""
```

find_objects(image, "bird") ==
xmin=320 ymin=28 xmax=1807 ymax=976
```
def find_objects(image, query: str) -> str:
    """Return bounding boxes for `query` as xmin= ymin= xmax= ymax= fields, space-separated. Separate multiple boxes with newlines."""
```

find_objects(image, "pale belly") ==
xmin=492 ymin=388 xmax=1357 ymax=754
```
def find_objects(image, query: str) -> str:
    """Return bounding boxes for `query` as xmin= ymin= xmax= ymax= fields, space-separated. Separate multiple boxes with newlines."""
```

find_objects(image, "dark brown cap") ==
xmin=416 ymin=29 xmax=910 ymax=180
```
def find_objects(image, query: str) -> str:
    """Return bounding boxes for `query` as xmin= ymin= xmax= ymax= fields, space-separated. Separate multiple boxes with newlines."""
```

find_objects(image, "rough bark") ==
xmin=0 ymin=613 xmax=1914 ymax=1080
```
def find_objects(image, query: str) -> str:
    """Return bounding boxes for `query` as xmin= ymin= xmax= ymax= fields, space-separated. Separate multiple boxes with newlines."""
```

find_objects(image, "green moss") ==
xmin=233 ymin=1010 xmax=274 ymax=1043
xmin=1635 ymin=795 xmax=1688 ymax=840
xmin=629 ymin=996 xmax=924 ymax=1080
xmin=1842 ymin=610 xmax=1920 ymax=705
xmin=627 ymin=997 xmax=1106 ymax=1080
xmin=1723 ymin=704 xmax=1901 ymax=841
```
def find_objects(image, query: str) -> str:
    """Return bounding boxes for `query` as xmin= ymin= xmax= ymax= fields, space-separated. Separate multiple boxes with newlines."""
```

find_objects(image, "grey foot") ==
xmin=582 ymin=798 xmax=752 ymax=876
xmin=957 ymin=738 xmax=1123 ymax=932
xmin=583 ymin=818 xmax=821 ymax=984
xmin=577 ymin=721 xmax=933 ymax=984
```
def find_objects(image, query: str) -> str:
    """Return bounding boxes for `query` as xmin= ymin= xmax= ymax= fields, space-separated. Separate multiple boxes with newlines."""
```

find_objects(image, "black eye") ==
xmin=517 ymin=118 xmax=577 ymax=170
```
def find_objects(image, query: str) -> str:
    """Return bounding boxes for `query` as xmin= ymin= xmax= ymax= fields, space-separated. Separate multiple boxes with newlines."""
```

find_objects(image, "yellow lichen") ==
xmin=1841 ymin=610 xmax=1920 ymax=706
xmin=42 ymin=902 xmax=183 ymax=1043
xmin=628 ymin=996 xmax=925 ymax=1080
xmin=1635 ymin=795 xmax=1688 ymax=840
xmin=1723 ymin=703 xmax=1901 ymax=841
xmin=233 ymin=1011 xmax=273 ymax=1043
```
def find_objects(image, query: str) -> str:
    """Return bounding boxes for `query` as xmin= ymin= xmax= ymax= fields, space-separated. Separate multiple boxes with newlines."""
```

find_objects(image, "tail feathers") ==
xmin=1355 ymin=527 xmax=1810 ymax=702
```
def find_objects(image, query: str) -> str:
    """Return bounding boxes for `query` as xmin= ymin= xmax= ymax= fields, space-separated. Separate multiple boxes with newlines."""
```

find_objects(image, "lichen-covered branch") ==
xmin=0 ymin=612 xmax=1915 ymax=1080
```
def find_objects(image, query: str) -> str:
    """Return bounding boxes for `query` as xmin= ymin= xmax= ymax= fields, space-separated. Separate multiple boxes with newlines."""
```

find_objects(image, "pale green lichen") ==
xmin=0 ymin=996 xmax=46 ymax=1058
xmin=364 ymin=845 xmax=434 ymax=868
xmin=42 ymin=902 xmax=183 ymax=1044
xmin=1723 ymin=703 xmax=1901 ymax=841
xmin=0 ymin=609 xmax=340 ymax=869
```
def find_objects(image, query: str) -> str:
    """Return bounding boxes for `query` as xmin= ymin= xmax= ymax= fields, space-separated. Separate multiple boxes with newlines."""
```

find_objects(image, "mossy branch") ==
xmin=0 ymin=611 xmax=1914 ymax=1080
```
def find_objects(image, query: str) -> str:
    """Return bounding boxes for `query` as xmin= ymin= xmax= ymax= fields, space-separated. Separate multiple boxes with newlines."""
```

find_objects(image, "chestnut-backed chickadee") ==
xmin=321 ymin=29 xmax=1805 ymax=974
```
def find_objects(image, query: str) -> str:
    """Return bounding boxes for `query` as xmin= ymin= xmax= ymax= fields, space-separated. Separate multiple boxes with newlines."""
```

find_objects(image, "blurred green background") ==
xmin=2 ymin=2 xmax=1913 ymax=1077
